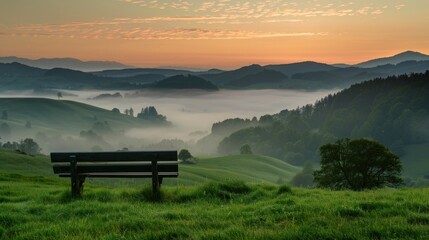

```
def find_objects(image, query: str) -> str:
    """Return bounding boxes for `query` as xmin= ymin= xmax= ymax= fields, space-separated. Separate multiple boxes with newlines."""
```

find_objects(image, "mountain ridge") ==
xmin=0 ymin=56 xmax=134 ymax=72
xmin=355 ymin=51 xmax=429 ymax=68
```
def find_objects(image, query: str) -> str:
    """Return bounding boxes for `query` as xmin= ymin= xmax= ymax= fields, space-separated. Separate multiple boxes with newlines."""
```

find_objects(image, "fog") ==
xmin=1 ymin=89 xmax=339 ymax=152
xmin=64 ymin=89 xmax=337 ymax=141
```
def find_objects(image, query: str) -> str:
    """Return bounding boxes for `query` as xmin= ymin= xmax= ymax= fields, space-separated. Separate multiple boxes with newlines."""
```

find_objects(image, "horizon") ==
xmin=1 ymin=0 xmax=429 ymax=69
xmin=1 ymin=50 xmax=427 ymax=71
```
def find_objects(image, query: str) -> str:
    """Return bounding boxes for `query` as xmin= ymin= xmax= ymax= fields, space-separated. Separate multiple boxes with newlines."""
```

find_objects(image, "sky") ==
xmin=0 ymin=0 xmax=428 ymax=69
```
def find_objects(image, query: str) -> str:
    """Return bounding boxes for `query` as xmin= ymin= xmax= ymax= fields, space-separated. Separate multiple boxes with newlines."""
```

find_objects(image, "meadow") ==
xmin=0 ymin=150 xmax=429 ymax=239
xmin=1 ymin=173 xmax=429 ymax=240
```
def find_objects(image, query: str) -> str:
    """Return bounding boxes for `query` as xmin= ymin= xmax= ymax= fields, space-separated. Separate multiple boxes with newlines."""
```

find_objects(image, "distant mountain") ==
xmin=201 ymin=64 xmax=265 ymax=85
xmin=44 ymin=68 xmax=100 ymax=83
xmin=225 ymin=69 xmax=287 ymax=87
xmin=332 ymin=64 xmax=352 ymax=68
xmin=94 ymin=68 xmax=191 ymax=78
xmin=196 ymin=68 xmax=225 ymax=75
xmin=0 ymin=56 xmax=133 ymax=72
xmin=356 ymin=51 xmax=429 ymax=68
xmin=43 ymin=68 xmax=167 ymax=89
xmin=265 ymin=61 xmax=338 ymax=76
xmin=2 ymin=51 xmax=429 ymax=91
xmin=0 ymin=62 xmax=45 ymax=77
xmin=149 ymin=75 xmax=219 ymax=91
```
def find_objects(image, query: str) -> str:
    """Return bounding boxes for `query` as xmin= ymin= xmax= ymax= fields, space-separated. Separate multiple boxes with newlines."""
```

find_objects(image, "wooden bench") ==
xmin=51 ymin=151 xmax=178 ymax=197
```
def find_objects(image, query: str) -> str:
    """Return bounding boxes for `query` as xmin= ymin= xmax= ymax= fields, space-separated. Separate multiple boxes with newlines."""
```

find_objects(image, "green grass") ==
xmin=0 ymin=98 xmax=151 ymax=137
xmin=0 ymin=149 xmax=300 ymax=185
xmin=0 ymin=173 xmax=429 ymax=240
xmin=0 ymin=150 xmax=52 ymax=176
xmin=177 ymin=155 xmax=300 ymax=185
xmin=1 ymin=149 xmax=429 ymax=239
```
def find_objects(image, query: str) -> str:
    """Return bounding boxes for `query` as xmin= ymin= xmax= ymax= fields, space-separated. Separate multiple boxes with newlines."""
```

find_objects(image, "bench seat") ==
xmin=50 ymin=151 xmax=178 ymax=197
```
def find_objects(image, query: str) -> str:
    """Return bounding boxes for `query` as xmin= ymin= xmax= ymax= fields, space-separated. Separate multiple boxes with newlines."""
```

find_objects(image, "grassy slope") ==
xmin=0 ymin=150 xmax=428 ymax=239
xmin=0 ymin=150 xmax=300 ymax=185
xmin=178 ymin=155 xmax=300 ymax=185
xmin=0 ymin=173 xmax=429 ymax=240
xmin=0 ymin=98 xmax=149 ymax=136
xmin=0 ymin=150 xmax=52 ymax=176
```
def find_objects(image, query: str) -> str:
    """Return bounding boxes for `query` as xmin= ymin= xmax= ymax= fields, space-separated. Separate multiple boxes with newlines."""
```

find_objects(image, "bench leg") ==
xmin=71 ymin=176 xmax=85 ymax=197
xmin=151 ymin=159 xmax=160 ymax=193
xmin=70 ymin=155 xmax=84 ymax=197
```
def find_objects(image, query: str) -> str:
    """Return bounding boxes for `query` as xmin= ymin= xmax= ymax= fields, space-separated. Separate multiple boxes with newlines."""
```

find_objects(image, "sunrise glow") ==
xmin=1 ymin=0 xmax=428 ymax=69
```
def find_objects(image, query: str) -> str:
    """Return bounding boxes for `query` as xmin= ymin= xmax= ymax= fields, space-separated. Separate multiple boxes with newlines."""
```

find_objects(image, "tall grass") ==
xmin=1 ymin=173 xmax=429 ymax=239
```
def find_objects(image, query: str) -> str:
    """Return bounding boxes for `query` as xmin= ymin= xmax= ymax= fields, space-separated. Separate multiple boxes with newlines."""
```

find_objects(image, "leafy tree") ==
xmin=240 ymin=144 xmax=252 ymax=154
xmin=57 ymin=92 xmax=63 ymax=100
xmin=2 ymin=141 xmax=19 ymax=150
xmin=178 ymin=149 xmax=193 ymax=164
xmin=314 ymin=138 xmax=403 ymax=190
xmin=18 ymin=138 xmax=41 ymax=155
xmin=111 ymin=108 xmax=120 ymax=114
xmin=124 ymin=109 xmax=129 ymax=115
xmin=137 ymin=106 xmax=167 ymax=122
xmin=129 ymin=108 xmax=134 ymax=117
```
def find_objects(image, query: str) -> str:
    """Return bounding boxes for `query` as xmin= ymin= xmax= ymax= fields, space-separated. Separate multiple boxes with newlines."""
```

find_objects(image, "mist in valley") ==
xmin=0 ymin=89 xmax=338 ymax=154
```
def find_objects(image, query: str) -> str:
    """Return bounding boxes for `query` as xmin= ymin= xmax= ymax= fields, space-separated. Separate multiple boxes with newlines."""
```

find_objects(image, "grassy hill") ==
xmin=0 ymin=149 xmax=52 ymax=176
xmin=0 ymin=172 xmax=428 ymax=239
xmin=177 ymin=155 xmax=300 ymax=185
xmin=0 ymin=149 xmax=300 ymax=185
xmin=1 ymin=150 xmax=429 ymax=239
xmin=0 ymin=98 xmax=152 ymax=137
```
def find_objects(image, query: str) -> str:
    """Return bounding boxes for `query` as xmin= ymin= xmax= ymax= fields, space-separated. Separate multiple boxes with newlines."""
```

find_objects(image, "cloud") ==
xmin=119 ymin=0 xmax=388 ymax=19
xmin=119 ymin=0 xmax=192 ymax=10
xmin=395 ymin=4 xmax=405 ymax=10
xmin=7 ymin=20 xmax=326 ymax=40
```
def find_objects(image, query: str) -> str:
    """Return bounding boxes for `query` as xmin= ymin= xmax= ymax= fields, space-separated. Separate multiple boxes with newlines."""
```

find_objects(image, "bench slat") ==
xmin=53 ymin=162 xmax=178 ymax=174
xmin=51 ymin=151 xmax=177 ymax=163
xmin=58 ymin=172 xmax=179 ymax=178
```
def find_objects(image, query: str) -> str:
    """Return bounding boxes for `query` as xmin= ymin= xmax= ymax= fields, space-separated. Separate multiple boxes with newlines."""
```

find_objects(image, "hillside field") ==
xmin=0 ymin=149 xmax=300 ymax=185
xmin=0 ymin=98 xmax=152 ymax=137
xmin=1 ymin=172 xmax=429 ymax=239
xmin=1 ymin=150 xmax=429 ymax=239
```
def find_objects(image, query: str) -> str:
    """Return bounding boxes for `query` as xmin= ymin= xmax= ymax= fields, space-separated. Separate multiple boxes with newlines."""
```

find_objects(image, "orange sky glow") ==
xmin=1 ymin=0 xmax=428 ymax=69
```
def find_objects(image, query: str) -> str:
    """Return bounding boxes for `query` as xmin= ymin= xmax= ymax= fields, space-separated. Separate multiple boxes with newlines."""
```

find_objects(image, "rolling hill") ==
xmin=265 ymin=61 xmax=338 ymax=76
xmin=2 ymin=51 xmax=429 ymax=91
xmin=0 ymin=98 xmax=152 ymax=137
xmin=201 ymin=64 xmax=265 ymax=85
xmin=148 ymin=75 xmax=219 ymax=91
xmin=225 ymin=69 xmax=287 ymax=88
xmin=0 ymin=149 xmax=300 ymax=185
xmin=0 ymin=56 xmax=133 ymax=72
xmin=216 ymin=72 xmax=429 ymax=179
xmin=356 ymin=51 xmax=429 ymax=68
xmin=177 ymin=155 xmax=300 ymax=185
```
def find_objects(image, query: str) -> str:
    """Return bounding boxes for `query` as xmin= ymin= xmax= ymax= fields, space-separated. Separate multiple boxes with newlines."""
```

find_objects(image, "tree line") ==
xmin=217 ymin=72 xmax=429 ymax=165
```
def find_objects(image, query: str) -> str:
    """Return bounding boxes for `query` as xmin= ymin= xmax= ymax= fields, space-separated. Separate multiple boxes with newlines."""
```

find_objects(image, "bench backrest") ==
xmin=51 ymin=151 xmax=178 ymax=177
